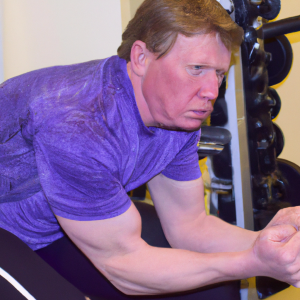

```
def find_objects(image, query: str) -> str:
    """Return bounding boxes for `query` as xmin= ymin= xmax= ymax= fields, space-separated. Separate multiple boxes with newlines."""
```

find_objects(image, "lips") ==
xmin=192 ymin=110 xmax=211 ymax=118
xmin=193 ymin=110 xmax=207 ymax=116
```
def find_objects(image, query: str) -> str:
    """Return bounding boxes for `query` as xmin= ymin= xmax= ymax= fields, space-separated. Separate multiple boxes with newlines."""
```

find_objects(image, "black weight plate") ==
xmin=212 ymin=143 xmax=232 ymax=180
xmin=200 ymin=126 xmax=232 ymax=145
xmin=268 ymin=87 xmax=281 ymax=119
xmin=211 ymin=97 xmax=228 ymax=126
xmin=277 ymin=158 xmax=300 ymax=206
xmin=218 ymin=193 xmax=236 ymax=225
xmin=258 ymin=0 xmax=281 ymax=20
xmin=273 ymin=123 xmax=284 ymax=157
xmin=265 ymin=35 xmax=293 ymax=86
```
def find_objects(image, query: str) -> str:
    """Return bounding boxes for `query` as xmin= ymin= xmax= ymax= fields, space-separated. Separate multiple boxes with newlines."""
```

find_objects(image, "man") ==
xmin=1 ymin=0 xmax=300 ymax=299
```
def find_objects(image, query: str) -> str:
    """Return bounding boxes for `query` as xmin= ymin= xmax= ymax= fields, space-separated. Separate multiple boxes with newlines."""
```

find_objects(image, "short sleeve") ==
xmin=32 ymin=123 xmax=132 ymax=221
xmin=162 ymin=130 xmax=201 ymax=181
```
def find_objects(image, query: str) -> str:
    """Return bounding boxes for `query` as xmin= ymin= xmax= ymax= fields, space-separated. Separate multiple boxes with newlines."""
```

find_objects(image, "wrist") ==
xmin=224 ymin=248 xmax=261 ymax=280
xmin=237 ymin=247 xmax=265 ymax=278
xmin=204 ymin=249 xmax=261 ymax=284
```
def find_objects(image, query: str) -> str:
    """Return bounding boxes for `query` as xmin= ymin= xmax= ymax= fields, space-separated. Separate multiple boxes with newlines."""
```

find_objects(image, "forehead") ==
xmin=163 ymin=33 xmax=231 ymax=71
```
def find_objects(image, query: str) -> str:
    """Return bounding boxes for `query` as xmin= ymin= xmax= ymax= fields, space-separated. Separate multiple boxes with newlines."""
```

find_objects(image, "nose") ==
xmin=197 ymin=70 xmax=219 ymax=101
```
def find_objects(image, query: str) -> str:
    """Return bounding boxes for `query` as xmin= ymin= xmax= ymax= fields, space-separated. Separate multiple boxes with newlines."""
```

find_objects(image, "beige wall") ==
xmin=129 ymin=0 xmax=144 ymax=17
xmin=120 ymin=0 xmax=131 ymax=32
xmin=2 ymin=0 xmax=122 ymax=80
xmin=120 ymin=0 xmax=143 ymax=32
xmin=272 ymin=0 xmax=300 ymax=166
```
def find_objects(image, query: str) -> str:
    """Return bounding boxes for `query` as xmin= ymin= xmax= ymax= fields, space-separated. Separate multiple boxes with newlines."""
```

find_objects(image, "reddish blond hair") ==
xmin=118 ymin=0 xmax=243 ymax=62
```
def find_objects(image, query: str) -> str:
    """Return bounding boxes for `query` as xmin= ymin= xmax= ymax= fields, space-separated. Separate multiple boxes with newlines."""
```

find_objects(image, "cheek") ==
xmin=159 ymin=69 xmax=194 ymax=101
xmin=143 ymin=63 xmax=198 ymax=113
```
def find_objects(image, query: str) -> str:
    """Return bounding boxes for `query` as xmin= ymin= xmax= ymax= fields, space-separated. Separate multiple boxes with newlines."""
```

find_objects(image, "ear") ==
xmin=130 ymin=41 xmax=152 ymax=76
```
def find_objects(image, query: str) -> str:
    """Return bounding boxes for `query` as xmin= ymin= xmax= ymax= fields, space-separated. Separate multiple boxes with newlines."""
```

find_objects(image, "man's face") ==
xmin=141 ymin=33 xmax=231 ymax=131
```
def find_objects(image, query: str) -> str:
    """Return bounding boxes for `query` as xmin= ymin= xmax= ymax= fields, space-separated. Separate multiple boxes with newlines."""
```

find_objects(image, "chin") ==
xmin=159 ymin=122 xmax=202 ymax=132
xmin=179 ymin=119 xmax=203 ymax=131
xmin=181 ymin=125 xmax=202 ymax=132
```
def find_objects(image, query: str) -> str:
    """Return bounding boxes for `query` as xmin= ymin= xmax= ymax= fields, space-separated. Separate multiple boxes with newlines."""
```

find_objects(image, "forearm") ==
xmin=96 ymin=241 xmax=257 ymax=295
xmin=58 ymin=204 xmax=300 ymax=294
xmin=148 ymin=174 xmax=258 ymax=254
xmin=167 ymin=214 xmax=259 ymax=253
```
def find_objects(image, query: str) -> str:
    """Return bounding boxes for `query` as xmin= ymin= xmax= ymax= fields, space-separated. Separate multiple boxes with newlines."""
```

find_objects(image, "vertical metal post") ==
xmin=225 ymin=51 xmax=254 ymax=230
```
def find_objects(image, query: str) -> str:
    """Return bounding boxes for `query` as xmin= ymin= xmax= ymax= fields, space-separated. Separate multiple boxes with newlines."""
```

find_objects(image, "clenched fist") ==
xmin=252 ymin=208 xmax=300 ymax=287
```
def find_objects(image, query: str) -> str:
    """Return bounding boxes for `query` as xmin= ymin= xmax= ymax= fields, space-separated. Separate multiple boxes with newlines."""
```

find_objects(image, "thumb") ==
xmin=268 ymin=224 xmax=297 ymax=243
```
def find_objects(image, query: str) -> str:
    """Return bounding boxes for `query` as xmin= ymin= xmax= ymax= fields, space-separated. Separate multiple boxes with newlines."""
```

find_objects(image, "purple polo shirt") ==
xmin=0 ymin=56 xmax=201 ymax=250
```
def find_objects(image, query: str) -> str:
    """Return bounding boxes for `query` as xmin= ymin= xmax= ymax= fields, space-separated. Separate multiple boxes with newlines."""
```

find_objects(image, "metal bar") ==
xmin=259 ymin=15 xmax=300 ymax=39
xmin=225 ymin=50 xmax=254 ymax=230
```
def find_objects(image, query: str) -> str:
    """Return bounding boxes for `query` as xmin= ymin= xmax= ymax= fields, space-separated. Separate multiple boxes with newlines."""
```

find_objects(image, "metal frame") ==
xmin=224 ymin=50 xmax=254 ymax=230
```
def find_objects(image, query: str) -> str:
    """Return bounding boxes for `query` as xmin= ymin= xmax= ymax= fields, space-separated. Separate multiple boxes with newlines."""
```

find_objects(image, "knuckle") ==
xmin=274 ymin=208 xmax=286 ymax=220
xmin=283 ymin=207 xmax=294 ymax=215
xmin=280 ymin=207 xmax=288 ymax=214
xmin=275 ymin=210 xmax=283 ymax=219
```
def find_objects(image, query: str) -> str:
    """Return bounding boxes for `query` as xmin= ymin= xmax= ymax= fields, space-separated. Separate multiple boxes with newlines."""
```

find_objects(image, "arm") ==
xmin=56 ymin=203 xmax=256 ymax=296
xmin=147 ymin=174 xmax=258 ymax=253
xmin=148 ymin=174 xmax=300 ymax=288
xmin=56 ymin=174 xmax=300 ymax=295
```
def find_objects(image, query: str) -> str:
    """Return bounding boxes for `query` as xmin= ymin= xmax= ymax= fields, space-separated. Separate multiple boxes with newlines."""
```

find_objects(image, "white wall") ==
xmin=2 ymin=0 xmax=122 ymax=80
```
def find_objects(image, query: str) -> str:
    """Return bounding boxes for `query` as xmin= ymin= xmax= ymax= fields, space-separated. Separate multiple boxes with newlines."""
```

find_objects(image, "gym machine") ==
xmin=201 ymin=0 xmax=300 ymax=298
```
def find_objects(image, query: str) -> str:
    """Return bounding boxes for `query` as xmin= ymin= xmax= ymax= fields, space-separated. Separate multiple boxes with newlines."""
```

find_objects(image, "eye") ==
xmin=186 ymin=65 xmax=203 ymax=76
xmin=217 ymin=72 xmax=225 ymax=86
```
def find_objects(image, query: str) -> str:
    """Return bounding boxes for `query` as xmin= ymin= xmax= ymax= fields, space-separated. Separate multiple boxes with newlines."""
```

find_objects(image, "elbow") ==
xmin=162 ymin=225 xmax=184 ymax=249
xmin=163 ymin=226 xmax=193 ymax=250
xmin=165 ymin=234 xmax=184 ymax=250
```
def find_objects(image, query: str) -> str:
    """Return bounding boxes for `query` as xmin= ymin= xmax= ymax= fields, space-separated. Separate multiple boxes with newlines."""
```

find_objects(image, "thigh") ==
xmin=0 ymin=228 xmax=85 ymax=300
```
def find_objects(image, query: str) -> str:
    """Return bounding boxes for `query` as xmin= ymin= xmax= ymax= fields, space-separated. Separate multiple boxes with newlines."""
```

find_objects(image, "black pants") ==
xmin=35 ymin=201 xmax=241 ymax=300
xmin=0 ymin=227 xmax=86 ymax=300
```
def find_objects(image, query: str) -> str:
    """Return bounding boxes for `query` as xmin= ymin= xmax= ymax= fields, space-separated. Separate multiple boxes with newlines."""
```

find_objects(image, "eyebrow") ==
xmin=188 ymin=64 xmax=228 ymax=73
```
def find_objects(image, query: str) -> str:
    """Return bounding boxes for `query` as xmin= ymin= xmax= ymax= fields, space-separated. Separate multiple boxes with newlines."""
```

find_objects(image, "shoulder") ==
xmin=27 ymin=58 xmax=122 ymax=134
xmin=0 ymin=59 xmax=112 ymax=142
xmin=171 ymin=129 xmax=201 ymax=151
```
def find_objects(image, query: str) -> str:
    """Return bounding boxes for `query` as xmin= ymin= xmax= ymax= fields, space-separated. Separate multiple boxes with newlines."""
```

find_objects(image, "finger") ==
xmin=285 ymin=231 xmax=300 ymax=256
xmin=267 ymin=224 xmax=297 ymax=243
xmin=268 ymin=207 xmax=300 ymax=229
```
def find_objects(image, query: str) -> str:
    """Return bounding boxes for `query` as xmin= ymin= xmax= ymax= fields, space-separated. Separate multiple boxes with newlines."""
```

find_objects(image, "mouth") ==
xmin=191 ymin=110 xmax=211 ymax=118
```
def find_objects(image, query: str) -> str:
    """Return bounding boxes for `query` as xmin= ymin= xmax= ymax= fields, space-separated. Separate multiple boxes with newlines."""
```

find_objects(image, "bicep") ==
xmin=56 ymin=202 xmax=146 ymax=274
xmin=147 ymin=174 xmax=206 ymax=244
